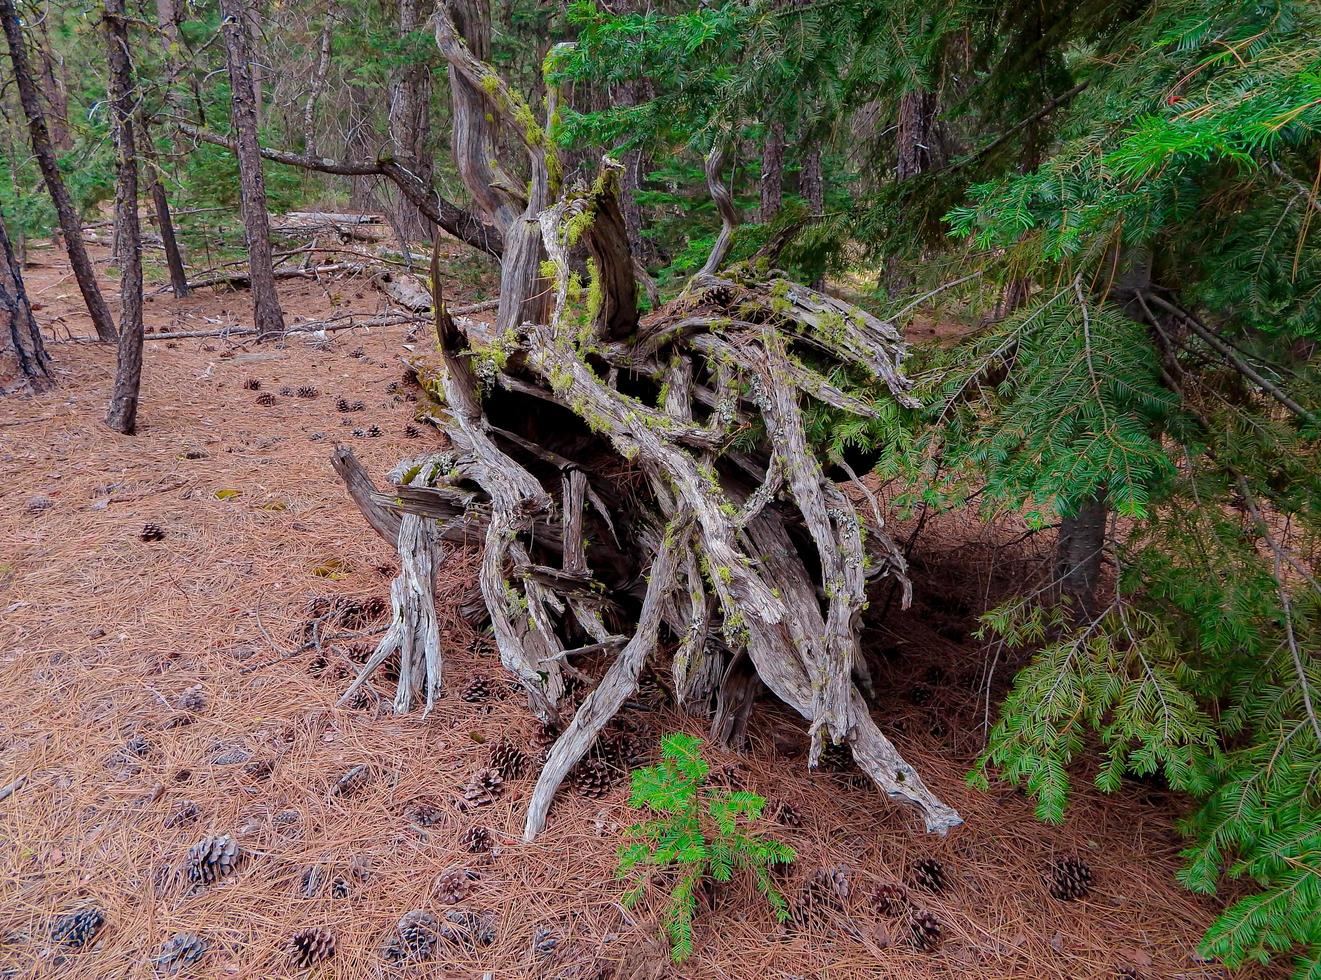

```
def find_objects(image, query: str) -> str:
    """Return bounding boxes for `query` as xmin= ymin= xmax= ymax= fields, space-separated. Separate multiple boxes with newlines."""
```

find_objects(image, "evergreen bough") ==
xmin=617 ymin=733 xmax=795 ymax=961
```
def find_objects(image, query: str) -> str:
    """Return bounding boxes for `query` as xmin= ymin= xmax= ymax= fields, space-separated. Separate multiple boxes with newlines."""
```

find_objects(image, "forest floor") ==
xmin=0 ymin=238 xmax=1280 ymax=979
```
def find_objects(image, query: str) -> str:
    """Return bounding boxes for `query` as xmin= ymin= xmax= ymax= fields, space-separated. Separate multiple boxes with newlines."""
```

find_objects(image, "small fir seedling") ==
xmin=617 ymin=732 xmax=795 ymax=962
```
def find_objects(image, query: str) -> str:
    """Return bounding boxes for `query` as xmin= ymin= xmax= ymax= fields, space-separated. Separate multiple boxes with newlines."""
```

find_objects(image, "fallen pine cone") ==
xmin=288 ymin=927 xmax=336 ymax=969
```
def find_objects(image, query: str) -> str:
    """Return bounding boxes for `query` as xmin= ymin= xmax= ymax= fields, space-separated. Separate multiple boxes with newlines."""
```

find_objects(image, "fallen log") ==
xmin=183 ymin=261 xmax=366 ymax=291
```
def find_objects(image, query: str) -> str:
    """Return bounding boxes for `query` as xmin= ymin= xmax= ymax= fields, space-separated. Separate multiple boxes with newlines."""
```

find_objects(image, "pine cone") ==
xmin=366 ymin=425 xmax=381 ymax=437
xmin=1048 ymin=856 xmax=1093 ymax=901
xmin=352 ymin=428 xmax=366 ymax=438
xmin=434 ymin=867 xmax=479 ymax=905
xmin=909 ymin=909 xmax=943 ymax=950
xmin=459 ymin=825 xmax=493 ymax=853
xmin=908 ymin=685 xmax=934 ymax=706
xmin=604 ymin=730 xmax=649 ymax=771
xmin=329 ymin=763 xmax=370 ymax=797
xmin=384 ymin=909 xmax=439 ymax=963
xmin=912 ymin=857 xmax=948 ymax=894
xmin=185 ymin=835 xmax=240 ymax=886
xmin=702 ymin=283 xmax=736 ymax=308
xmin=438 ymin=910 xmax=496 ymax=948
xmin=871 ymin=882 xmax=909 ymax=916
xmin=386 ymin=381 xmax=400 ymax=394
xmin=125 ymin=733 xmax=153 ymax=757
xmin=330 ymin=877 xmax=350 ymax=899
xmin=255 ymin=392 xmax=276 ymax=406
xmin=336 ymin=397 xmax=351 ymax=413
xmin=350 ymin=347 xmax=365 ymax=358
xmin=51 ymin=907 xmax=105 ymax=947
xmin=242 ymin=378 xmax=260 ymax=390
xmin=404 ymin=798 xmax=445 ymax=827
xmin=279 ymin=386 xmax=294 ymax=397
xmin=529 ymin=723 xmax=560 ymax=763
xmin=177 ymin=684 xmax=206 ymax=712
xmin=351 ymin=399 xmax=366 ymax=412
xmin=288 ymin=927 xmax=336 ymax=969
xmin=817 ymin=740 xmax=855 ymax=773
xmin=489 ymin=738 xmax=527 ymax=779
xmin=140 ymin=523 xmax=166 ymax=542
xmin=164 ymin=800 xmax=200 ymax=828
xmin=531 ymin=924 xmax=559 ymax=958
xmin=462 ymin=767 xmax=505 ymax=807
xmin=403 ymin=424 xmax=421 ymax=439
xmin=792 ymin=867 xmax=851 ymax=924
xmin=772 ymin=801 xmax=803 ymax=827
xmin=460 ymin=676 xmax=493 ymax=703
xmin=571 ymin=757 xmax=615 ymax=798
xmin=151 ymin=932 xmax=208 ymax=974
xmin=296 ymin=386 xmax=318 ymax=398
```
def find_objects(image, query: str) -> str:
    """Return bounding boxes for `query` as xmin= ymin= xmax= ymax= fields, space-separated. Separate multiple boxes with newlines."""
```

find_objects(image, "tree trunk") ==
xmin=896 ymin=86 xmax=944 ymax=180
xmin=801 ymin=140 xmax=824 ymax=288
xmin=759 ymin=121 xmax=785 ymax=223
xmin=0 ymin=0 xmax=117 ymax=343
xmin=387 ymin=0 xmax=433 ymax=240
xmin=139 ymin=115 xmax=189 ymax=298
xmin=219 ymin=0 xmax=285 ymax=340
xmin=103 ymin=0 xmax=144 ymax=434
xmin=301 ymin=3 xmax=336 ymax=154
xmin=435 ymin=0 xmax=547 ymax=331
xmin=0 ymin=210 xmax=52 ymax=392
xmin=34 ymin=19 xmax=72 ymax=152
xmin=1054 ymin=495 xmax=1107 ymax=620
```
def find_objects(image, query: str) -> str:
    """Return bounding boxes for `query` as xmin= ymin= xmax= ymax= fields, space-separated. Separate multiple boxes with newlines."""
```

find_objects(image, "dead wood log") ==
xmin=334 ymin=8 xmax=959 ymax=839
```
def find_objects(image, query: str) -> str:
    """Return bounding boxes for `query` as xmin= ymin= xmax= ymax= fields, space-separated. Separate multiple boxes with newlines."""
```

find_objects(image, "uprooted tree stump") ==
xmin=332 ymin=0 xmax=960 ymax=842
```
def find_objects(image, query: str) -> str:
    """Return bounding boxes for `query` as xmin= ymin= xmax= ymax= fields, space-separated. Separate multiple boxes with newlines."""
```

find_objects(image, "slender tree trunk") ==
xmin=302 ymin=3 xmax=336 ymax=154
xmin=0 ymin=210 xmax=52 ymax=391
xmin=34 ymin=19 xmax=72 ymax=152
xmin=759 ymin=121 xmax=785 ymax=223
xmin=801 ymin=140 xmax=824 ymax=288
xmin=387 ymin=0 xmax=434 ymax=240
xmin=896 ymin=86 xmax=945 ymax=180
xmin=1055 ymin=495 xmax=1107 ymax=620
xmin=103 ymin=0 xmax=143 ymax=433
xmin=0 ymin=0 xmax=116 ymax=342
xmin=219 ymin=0 xmax=285 ymax=339
xmin=139 ymin=114 xmax=189 ymax=297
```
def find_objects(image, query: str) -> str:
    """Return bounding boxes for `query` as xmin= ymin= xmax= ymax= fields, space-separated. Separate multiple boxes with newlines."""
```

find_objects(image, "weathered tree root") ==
xmin=335 ymin=163 xmax=962 ymax=840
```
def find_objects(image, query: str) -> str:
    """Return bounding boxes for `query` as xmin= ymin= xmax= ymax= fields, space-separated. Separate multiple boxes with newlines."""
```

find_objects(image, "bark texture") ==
xmin=0 ymin=0 xmax=117 ymax=342
xmin=103 ymin=0 xmax=144 ymax=433
xmin=0 ymin=210 xmax=52 ymax=391
xmin=1055 ymin=495 xmax=1108 ymax=620
xmin=219 ymin=0 xmax=285 ymax=340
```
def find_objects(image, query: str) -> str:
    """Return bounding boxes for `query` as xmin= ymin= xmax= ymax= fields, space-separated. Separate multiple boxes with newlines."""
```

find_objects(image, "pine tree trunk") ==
xmin=139 ymin=114 xmax=189 ymax=298
xmin=387 ymin=0 xmax=434 ymax=240
xmin=34 ymin=19 xmax=72 ymax=152
xmin=801 ymin=140 xmax=824 ymax=288
xmin=219 ymin=0 xmax=285 ymax=340
xmin=103 ymin=0 xmax=143 ymax=433
xmin=0 ymin=0 xmax=117 ymax=343
xmin=0 ymin=210 xmax=52 ymax=392
xmin=301 ymin=4 xmax=336 ymax=154
xmin=759 ymin=122 xmax=785 ymax=223
xmin=896 ymin=86 xmax=944 ymax=180
xmin=1054 ymin=495 xmax=1108 ymax=620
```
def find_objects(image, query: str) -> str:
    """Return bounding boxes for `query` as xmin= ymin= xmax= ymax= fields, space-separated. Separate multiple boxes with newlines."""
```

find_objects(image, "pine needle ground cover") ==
xmin=0 ymin=245 xmax=1276 ymax=979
